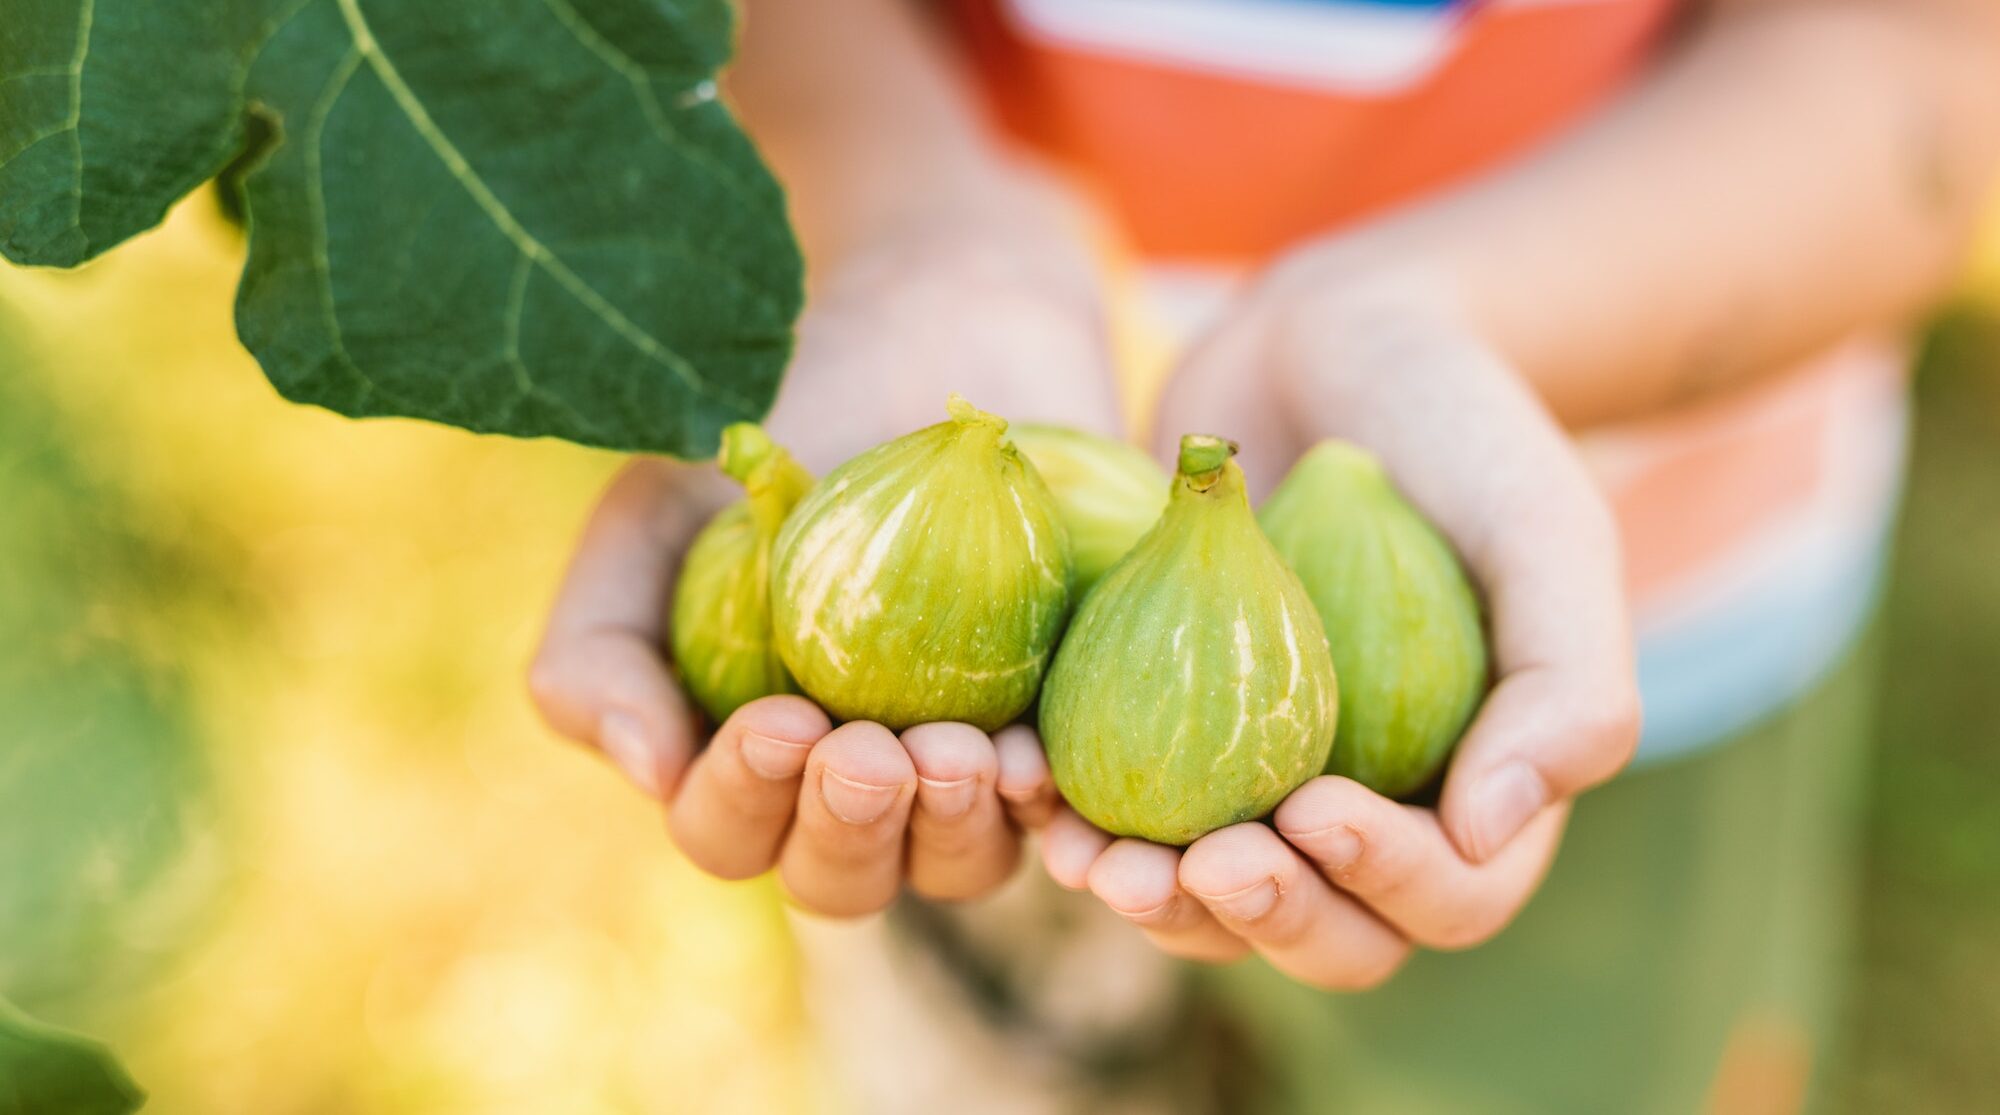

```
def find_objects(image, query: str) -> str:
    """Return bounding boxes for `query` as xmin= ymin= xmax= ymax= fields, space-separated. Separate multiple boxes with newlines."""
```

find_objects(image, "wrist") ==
xmin=837 ymin=160 xmax=1102 ymax=301
xmin=810 ymin=149 xmax=1101 ymax=285
xmin=1254 ymin=250 xmax=1483 ymax=416
xmin=763 ymin=181 xmax=1115 ymax=468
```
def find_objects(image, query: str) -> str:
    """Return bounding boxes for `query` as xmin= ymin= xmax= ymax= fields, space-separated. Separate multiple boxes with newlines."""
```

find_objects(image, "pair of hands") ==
xmin=528 ymin=193 xmax=1642 ymax=991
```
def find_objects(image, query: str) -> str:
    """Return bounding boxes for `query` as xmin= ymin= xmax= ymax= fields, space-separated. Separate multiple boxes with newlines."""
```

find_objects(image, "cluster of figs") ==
xmin=672 ymin=396 xmax=1489 ymax=845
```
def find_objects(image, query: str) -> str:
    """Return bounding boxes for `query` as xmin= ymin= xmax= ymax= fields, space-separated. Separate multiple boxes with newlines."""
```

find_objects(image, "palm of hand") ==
xmin=531 ymin=225 xmax=1117 ymax=918
xmin=1037 ymin=275 xmax=1641 ymax=989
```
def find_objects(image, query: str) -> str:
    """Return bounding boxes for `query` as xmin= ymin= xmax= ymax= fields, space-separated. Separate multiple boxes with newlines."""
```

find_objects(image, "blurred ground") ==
xmin=0 ymin=197 xmax=1996 ymax=1113
xmin=1833 ymin=311 xmax=2000 ymax=1112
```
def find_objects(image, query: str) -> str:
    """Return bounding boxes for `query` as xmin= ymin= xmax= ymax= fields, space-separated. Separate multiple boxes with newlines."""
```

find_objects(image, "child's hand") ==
xmin=529 ymin=202 xmax=1108 ymax=917
xmin=1041 ymin=267 xmax=1642 ymax=987
xmin=526 ymin=459 xmax=1064 ymax=917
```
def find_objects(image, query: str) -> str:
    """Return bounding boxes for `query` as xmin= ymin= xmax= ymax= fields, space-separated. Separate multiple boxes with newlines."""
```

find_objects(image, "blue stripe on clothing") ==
xmin=1631 ymin=520 xmax=1895 ymax=765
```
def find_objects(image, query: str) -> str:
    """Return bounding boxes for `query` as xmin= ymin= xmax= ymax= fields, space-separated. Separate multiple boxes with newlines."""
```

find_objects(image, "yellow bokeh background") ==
xmin=1 ymin=198 xmax=827 ymax=1115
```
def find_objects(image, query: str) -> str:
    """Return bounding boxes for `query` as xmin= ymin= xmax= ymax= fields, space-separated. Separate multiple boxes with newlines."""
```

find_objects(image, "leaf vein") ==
xmin=68 ymin=0 xmax=96 ymax=250
xmin=332 ymin=0 xmax=752 ymax=414
xmin=0 ymin=66 xmax=75 ymax=87
xmin=503 ymin=251 xmax=535 ymax=397
xmin=0 ymin=126 xmax=71 ymax=175
xmin=533 ymin=0 xmax=751 ymax=195
xmin=306 ymin=49 xmax=378 ymax=409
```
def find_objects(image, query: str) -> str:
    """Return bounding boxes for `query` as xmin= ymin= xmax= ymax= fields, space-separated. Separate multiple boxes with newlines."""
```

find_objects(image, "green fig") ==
xmin=770 ymin=395 xmax=1072 ymax=732
xmin=669 ymin=423 xmax=814 ymax=723
xmin=1009 ymin=423 xmax=1170 ymax=594
xmin=1040 ymin=435 xmax=1340 ymax=845
xmin=1258 ymin=441 xmax=1489 ymax=799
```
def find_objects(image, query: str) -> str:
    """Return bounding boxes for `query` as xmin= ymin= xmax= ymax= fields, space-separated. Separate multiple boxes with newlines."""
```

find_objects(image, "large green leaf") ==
xmin=0 ymin=999 xmax=144 ymax=1115
xmin=0 ymin=0 xmax=258 ymax=265
xmin=1 ymin=0 xmax=802 ymax=458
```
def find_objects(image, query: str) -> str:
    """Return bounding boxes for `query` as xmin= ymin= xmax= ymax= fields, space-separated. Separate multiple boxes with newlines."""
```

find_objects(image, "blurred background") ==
xmin=1 ymin=194 xmax=1996 ymax=1114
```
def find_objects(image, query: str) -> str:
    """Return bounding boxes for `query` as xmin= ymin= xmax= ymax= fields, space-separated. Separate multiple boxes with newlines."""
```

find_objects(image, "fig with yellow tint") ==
xmin=770 ymin=396 xmax=1071 ymax=732
xmin=1040 ymin=435 xmax=1339 ymax=845
xmin=1259 ymin=441 xmax=1489 ymax=799
xmin=669 ymin=424 xmax=813 ymax=723
xmin=1009 ymin=423 xmax=1169 ymax=594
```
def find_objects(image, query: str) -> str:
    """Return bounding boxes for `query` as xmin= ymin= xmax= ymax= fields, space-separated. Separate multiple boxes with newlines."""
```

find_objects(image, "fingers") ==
xmin=1420 ymin=362 xmax=1636 ymax=860
xmin=527 ymin=626 xmax=699 ymax=799
xmin=1180 ymin=824 xmax=1411 ymax=991
xmin=1041 ymin=806 xmax=1114 ymax=891
xmin=778 ymin=722 xmax=918 ymax=918
xmin=1438 ymin=662 xmax=1641 ymax=863
xmin=993 ymin=725 xmax=1060 ymax=829
xmin=666 ymin=697 xmax=832 ymax=880
xmin=528 ymin=460 xmax=730 ymax=799
xmin=902 ymin=723 xmax=1021 ymax=901
xmin=1087 ymin=839 xmax=1247 ymax=964
xmin=1276 ymin=777 xmax=1567 ymax=950
xmin=1274 ymin=324 xmax=1640 ymax=860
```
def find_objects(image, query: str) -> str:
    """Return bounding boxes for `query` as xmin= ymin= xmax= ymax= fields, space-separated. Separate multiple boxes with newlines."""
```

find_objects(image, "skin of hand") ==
xmin=1042 ymin=265 xmax=1644 ymax=988
xmin=528 ymin=190 xmax=1113 ymax=919
xmin=1039 ymin=0 xmax=2000 ymax=991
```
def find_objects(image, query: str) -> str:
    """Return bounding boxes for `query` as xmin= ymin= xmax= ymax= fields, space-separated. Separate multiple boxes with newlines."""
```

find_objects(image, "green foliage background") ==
xmin=0 ymin=311 xmax=228 ymax=1114
xmin=1837 ymin=314 xmax=2000 ymax=1110
xmin=0 ymin=203 xmax=816 ymax=1114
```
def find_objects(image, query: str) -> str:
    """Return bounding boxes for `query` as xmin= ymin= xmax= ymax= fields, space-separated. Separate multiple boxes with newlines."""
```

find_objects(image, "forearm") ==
xmin=1279 ymin=0 xmax=2000 ymax=427
xmin=728 ymin=0 xmax=1082 ymax=269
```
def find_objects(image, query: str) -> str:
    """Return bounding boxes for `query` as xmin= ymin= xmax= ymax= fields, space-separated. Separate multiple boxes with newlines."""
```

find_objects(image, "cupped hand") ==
xmin=530 ymin=180 xmax=1111 ymax=918
xmin=1044 ymin=263 xmax=1642 ymax=987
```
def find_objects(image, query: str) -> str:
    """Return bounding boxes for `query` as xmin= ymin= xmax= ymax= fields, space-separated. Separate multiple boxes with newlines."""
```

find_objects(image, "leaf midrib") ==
xmin=331 ymin=0 xmax=749 ymax=412
xmin=68 ymin=0 xmax=96 ymax=252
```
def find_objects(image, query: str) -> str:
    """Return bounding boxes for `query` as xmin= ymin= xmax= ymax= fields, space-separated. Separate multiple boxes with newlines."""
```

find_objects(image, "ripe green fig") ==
xmin=669 ymin=423 xmax=813 ymax=723
xmin=1040 ymin=435 xmax=1340 ymax=845
xmin=770 ymin=395 xmax=1072 ymax=732
xmin=1259 ymin=441 xmax=1489 ymax=799
xmin=1009 ymin=423 xmax=1169 ymax=594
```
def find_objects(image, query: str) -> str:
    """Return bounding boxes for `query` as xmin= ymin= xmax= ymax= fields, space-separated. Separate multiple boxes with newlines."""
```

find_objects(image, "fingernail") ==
xmin=820 ymin=769 xmax=900 ymax=825
xmin=1117 ymin=895 xmax=1179 ymax=925
xmin=740 ymin=731 xmax=810 ymax=780
xmin=600 ymin=712 xmax=661 ymax=798
xmin=918 ymin=775 xmax=979 ymax=818
xmin=1299 ymin=824 xmax=1364 ymax=874
xmin=1198 ymin=877 xmax=1279 ymax=921
xmin=1471 ymin=761 xmax=1547 ymax=857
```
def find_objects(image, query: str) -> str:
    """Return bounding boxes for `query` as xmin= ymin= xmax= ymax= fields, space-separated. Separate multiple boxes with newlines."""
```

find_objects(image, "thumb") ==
xmin=529 ymin=627 xmax=701 ymax=800
xmin=1437 ymin=663 xmax=1642 ymax=862
xmin=528 ymin=459 xmax=725 ymax=799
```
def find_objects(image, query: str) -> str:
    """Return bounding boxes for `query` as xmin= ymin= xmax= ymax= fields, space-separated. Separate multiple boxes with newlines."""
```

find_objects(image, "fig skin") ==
xmin=1009 ymin=424 xmax=1169 ymax=594
xmin=1258 ymin=441 xmax=1490 ymax=799
xmin=669 ymin=424 xmax=813 ymax=723
xmin=769 ymin=395 xmax=1072 ymax=732
xmin=1040 ymin=435 xmax=1340 ymax=846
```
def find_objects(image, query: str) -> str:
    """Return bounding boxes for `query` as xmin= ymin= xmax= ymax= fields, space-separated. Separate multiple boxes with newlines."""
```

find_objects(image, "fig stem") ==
xmin=1177 ymin=434 xmax=1239 ymax=490
xmin=719 ymin=423 xmax=778 ymax=486
xmin=946 ymin=393 xmax=1010 ymax=436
